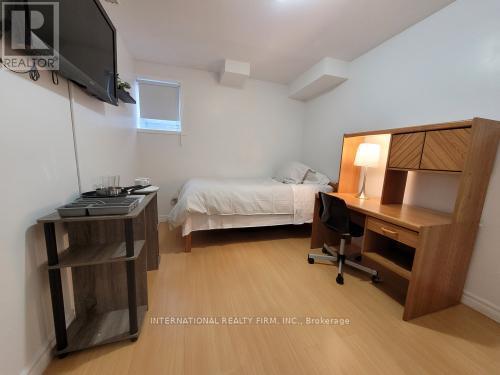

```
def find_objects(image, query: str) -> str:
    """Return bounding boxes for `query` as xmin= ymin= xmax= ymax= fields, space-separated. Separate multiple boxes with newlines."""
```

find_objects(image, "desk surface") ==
xmin=329 ymin=193 xmax=453 ymax=232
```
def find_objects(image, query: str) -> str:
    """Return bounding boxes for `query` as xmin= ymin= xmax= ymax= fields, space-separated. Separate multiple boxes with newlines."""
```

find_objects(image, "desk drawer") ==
xmin=366 ymin=217 xmax=418 ymax=248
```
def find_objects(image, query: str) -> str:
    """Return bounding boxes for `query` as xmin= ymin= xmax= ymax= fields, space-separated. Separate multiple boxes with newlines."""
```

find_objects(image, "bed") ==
xmin=167 ymin=163 xmax=335 ymax=252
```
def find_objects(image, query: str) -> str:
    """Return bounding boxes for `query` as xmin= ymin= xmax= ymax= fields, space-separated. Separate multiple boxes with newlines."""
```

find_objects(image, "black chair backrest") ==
xmin=318 ymin=192 xmax=350 ymax=234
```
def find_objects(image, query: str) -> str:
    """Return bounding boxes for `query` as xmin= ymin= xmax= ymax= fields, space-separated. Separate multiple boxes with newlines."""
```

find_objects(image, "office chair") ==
xmin=307 ymin=193 xmax=379 ymax=285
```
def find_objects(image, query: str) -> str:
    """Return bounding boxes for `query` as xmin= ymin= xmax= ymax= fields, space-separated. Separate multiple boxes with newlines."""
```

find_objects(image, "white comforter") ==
xmin=167 ymin=178 xmax=332 ymax=227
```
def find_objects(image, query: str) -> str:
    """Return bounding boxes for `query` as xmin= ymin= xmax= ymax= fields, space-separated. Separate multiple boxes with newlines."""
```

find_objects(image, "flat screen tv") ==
xmin=1 ymin=0 xmax=118 ymax=105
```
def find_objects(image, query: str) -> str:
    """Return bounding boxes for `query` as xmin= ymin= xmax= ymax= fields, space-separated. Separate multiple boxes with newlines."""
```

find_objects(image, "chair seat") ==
xmin=350 ymin=222 xmax=364 ymax=238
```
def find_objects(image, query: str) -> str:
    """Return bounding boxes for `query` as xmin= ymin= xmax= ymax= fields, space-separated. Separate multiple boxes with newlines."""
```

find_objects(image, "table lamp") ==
xmin=354 ymin=143 xmax=381 ymax=199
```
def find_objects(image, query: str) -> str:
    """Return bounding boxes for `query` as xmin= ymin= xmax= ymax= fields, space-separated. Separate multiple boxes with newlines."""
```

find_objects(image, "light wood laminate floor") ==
xmin=46 ymin=225 xmax=500 ymax=374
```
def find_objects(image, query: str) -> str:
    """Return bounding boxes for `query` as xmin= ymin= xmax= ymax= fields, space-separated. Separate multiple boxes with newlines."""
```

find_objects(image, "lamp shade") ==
xmin=354 ymin=143 xmax=380 ymax=167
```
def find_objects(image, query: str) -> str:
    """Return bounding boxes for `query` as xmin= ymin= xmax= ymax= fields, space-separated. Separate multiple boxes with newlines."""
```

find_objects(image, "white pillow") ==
xmin=303 ymin=170 xmax=331 ymax=185
xmin=274 ymin=162 xmax=311 ymax=184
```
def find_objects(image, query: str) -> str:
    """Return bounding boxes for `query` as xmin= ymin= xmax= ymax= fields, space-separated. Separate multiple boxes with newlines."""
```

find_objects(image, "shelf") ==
xmin=117 ymin=88 xmax=136 ymax=104
xmin=49 ymin=240 xmax=145 ymax=269
xmin=344 ymin=120 xmax=473 ymax=138
xmin=57 ymin=305 xmax=147 ymax=355
xmin=388 ymin=167 xmax=462 ymax=175
xmin=38 ymin=193 xmax=156 ymax=223
xmin=364 ymin=251 xmax=412 ymax=280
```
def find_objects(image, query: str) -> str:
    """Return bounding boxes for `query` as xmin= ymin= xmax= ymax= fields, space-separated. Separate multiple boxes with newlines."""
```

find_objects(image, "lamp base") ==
xmin=355 ymin=191 xmax=369 ymax=200
xmin=356 ymin=166 xmax=369 ymax=199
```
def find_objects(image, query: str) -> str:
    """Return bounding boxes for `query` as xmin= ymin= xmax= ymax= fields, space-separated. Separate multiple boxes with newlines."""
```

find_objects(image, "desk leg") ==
xmin=124 ymin=219 xmax=138 ymax=336
xmin=43 ymin=223 xmax=68 ymax=353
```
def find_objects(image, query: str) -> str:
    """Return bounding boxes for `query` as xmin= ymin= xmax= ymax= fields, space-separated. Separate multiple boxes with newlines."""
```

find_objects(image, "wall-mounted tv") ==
xmin=1 ymin=0 xmax=118 ymax=105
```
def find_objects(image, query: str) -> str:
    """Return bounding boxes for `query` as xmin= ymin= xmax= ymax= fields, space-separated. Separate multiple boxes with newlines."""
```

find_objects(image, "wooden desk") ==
xmin=312 ymin=118 xmax=500 ymax=320
xmin=311 ymin=193 xmax=463 ymax=320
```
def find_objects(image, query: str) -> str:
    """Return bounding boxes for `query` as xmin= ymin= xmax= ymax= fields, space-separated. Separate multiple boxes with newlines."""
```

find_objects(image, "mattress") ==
xmin=167 ymin=177 xmax=332 ymax=235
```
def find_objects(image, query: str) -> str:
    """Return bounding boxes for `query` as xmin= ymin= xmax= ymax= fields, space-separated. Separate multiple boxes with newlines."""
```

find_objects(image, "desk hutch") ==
xmin=311 ymin=118 xmax=500 ymax=320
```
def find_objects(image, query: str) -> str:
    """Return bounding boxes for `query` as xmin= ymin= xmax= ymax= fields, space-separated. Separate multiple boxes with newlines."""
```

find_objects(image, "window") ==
xmin=137 ymin=79 xmax=181 ymax=132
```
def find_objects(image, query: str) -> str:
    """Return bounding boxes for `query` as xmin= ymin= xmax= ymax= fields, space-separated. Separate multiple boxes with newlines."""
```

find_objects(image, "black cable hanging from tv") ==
xmin=0 ymin=57 xmax=40 ymax=81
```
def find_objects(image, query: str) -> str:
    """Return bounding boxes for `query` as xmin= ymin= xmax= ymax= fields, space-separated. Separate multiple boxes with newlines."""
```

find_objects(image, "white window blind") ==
xmin=138 ymin=79 xmax=181 ymax=132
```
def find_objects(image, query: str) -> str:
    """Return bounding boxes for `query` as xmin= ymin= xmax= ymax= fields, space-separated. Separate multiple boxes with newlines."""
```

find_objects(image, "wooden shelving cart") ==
xmin=38 ymin=193 xmax=159 ymax=356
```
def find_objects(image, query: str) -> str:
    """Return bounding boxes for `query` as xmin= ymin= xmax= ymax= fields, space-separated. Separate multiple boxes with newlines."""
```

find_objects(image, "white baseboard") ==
xmin=462 ymin=290 xmax=500 ymax=323
xmin=21 ymin=338 xmax=54 ymax=375
xmin=159 ymin=215 xmax=168 ymax=223
xmin=22 ymin=310 xmax=75 ymax=375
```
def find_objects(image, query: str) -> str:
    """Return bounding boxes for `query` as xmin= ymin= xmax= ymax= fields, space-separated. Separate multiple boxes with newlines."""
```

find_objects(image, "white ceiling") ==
xmin=102 ymin=0 xmax=454 ymax=84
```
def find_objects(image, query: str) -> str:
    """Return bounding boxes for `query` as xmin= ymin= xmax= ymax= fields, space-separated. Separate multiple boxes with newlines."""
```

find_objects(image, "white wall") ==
xmin=301 ymin=0 xmax=500 ymax=321
xmin=135 ymin=61 xmax=305 ymax=216
xmin=0 ymin=69 xmax=79 ymax=375
xmin=0 ymin=36 xmax=137 ymax=375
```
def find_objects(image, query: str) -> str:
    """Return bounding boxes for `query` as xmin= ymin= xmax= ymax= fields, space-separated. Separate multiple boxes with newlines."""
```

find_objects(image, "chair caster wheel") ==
xmin=371 ymin=275 xmax=381 ymax=283
xmin=336 ymin=275 xmax=344 ymax=285
xmin=307 ymin=257 xmax=314 ymax=264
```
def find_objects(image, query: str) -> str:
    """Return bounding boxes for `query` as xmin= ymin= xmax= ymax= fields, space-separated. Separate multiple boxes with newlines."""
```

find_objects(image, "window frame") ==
xmin=136 ymin=78 xmax=183 ymax=135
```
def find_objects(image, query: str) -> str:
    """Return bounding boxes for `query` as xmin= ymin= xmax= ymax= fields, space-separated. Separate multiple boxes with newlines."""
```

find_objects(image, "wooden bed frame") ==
xmin=184 ymin=233 xmax=192 ymax=252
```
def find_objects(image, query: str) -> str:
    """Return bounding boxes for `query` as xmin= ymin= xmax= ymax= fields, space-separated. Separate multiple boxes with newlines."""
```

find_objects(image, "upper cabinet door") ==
xmin=420 ymin=128 xmax=471 ymax=171
xmin=388 ymin=132 xmax=425 ymax=169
